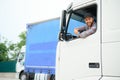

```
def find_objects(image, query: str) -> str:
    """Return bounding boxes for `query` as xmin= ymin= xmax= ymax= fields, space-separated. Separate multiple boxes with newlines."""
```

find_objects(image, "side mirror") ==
xmin=19 ymin=59 xmax=22 ymax=62
xmin=61 ymin=10 xmax=66 ymax=28
xmin=59 ymin=10 xmax=67 ymax=41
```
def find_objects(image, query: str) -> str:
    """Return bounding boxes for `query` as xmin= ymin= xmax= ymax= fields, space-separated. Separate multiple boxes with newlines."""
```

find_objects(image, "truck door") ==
xmin=57 ymin=3 xmax=102 ymax=80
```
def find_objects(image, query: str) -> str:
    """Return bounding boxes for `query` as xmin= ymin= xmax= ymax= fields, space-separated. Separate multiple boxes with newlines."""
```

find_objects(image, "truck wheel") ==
xmin=50 ymin=75 xmax=55 ymax=80
xmin=20 ymin=72 xmax=27 ymax=80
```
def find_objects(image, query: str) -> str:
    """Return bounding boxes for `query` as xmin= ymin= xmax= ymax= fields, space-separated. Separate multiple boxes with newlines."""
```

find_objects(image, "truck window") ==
xmin=67 ymin=4 xmax=97 ymax=40
xmin=18 ymin=52 xmax=24 ymax=61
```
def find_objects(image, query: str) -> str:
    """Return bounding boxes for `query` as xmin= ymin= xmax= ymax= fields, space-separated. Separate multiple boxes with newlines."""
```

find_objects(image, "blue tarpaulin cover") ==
xmin=25 ymin=18 xmax=59 ymax=74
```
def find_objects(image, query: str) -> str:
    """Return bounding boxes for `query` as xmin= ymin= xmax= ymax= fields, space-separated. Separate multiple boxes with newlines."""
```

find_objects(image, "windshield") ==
xmin=18 ymin=52 xmax=24 ymax=60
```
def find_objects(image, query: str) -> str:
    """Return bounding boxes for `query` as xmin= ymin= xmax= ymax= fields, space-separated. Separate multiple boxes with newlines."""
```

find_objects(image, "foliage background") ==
xmin=0 ymin=31 xmax=26 ymax=61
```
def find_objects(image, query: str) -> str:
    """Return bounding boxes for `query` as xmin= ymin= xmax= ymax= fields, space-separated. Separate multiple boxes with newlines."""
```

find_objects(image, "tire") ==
xmin=50 ymin=74 xmax=55 ymax=80
xmin=20 ymin=72 xmax=27 ymax=80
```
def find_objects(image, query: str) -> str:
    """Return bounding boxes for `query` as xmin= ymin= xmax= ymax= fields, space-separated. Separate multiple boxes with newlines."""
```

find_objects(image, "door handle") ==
xmin=89 ymin=62 xmax=100 ymax=68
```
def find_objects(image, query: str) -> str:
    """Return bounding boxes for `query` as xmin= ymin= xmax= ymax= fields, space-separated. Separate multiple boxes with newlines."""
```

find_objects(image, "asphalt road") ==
xmin=0 ymin=73 xmax=19 ymax=80
xmin=0 ymin=78 xmax=19 ymax=80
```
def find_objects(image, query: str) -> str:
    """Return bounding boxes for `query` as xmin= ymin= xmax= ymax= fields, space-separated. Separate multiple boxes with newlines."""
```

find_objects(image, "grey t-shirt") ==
xmin=78 ymin=22 xmax=97 ymax=38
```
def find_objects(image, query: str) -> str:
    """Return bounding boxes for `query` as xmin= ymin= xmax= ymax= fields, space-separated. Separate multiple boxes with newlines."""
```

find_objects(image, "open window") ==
xmin=66 ymin=4 xmax=97 ymax=41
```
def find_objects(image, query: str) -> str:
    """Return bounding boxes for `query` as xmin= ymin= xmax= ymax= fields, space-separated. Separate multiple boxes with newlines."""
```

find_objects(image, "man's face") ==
xmin=84 ymin=17 xmax=94 ymax=27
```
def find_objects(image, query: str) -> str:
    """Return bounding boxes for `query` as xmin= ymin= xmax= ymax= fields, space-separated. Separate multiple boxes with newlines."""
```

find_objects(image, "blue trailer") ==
xmin=24 ymin=18 xmax=59 ymax=80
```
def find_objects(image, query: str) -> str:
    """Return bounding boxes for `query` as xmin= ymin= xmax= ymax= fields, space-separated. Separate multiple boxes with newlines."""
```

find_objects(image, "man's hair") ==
xmin=84 ymin=13 xmax=93 ymax=19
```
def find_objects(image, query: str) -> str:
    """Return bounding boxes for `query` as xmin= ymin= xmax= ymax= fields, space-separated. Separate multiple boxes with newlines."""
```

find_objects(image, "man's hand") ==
xmin=74 ymin=28 xmax=80 ymax=35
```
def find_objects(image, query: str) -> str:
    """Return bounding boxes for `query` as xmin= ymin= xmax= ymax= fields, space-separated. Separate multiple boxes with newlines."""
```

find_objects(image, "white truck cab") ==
xmin=16 ymin=46 xmax=26 ymax=80
xmin=56 ymin=0 xmax=120 ymax=80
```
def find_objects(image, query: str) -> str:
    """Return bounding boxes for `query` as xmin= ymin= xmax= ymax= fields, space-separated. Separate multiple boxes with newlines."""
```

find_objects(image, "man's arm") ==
xmin=74 ymin=26 xmax=86 ymax=35
xmin=79 ymin=27 xmax=96 ymax=38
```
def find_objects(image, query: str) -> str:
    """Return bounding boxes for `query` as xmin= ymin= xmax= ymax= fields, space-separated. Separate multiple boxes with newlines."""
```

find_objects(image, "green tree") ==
xmin=17 ymin=31 xmax=26 ymax=49
xmin=0 ymin=31 xmax=26 ymax=61
xmin=8 ymin=43 xmax=18 ymax=60
xmin=0 ymin=43 xmax=7 ymax=54
xmin=0 ymin=42 xmax=9 ymax=61
xmin=9 ymin=31 xmax=26 ymax=60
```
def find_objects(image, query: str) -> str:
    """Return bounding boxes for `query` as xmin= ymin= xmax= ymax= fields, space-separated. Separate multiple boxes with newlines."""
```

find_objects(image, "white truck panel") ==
xmin=102 ymin=42 xmax=120 ymax=76
xmin=101 ymin=77 xmax=120 ymax=80
xmin=102 ymin=0 xmax=120 ymax=77
xmin=102 ymin=0 xmax=120 ymax=42
xmin=56 ymin=26 xmax=101 ymax=80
